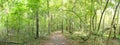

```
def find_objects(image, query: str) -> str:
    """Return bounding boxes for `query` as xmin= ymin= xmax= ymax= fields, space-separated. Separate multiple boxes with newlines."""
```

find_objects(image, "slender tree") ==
xmin=62 ymin=17 xmax=64 ymax=33
xmin=47 ymin=0 xmax=50 ymax=34
xmin=35 ymin=10 xmax=39 ymax=39
xmin=106 ymin=0 xmax=120 ymax=44
xmin=97 ymin=0 xmax=109 ymax=32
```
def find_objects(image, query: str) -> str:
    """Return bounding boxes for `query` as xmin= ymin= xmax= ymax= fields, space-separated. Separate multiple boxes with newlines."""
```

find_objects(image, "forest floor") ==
xmin=0 ymin=31 xmax=120 ymax=45
xmin=0 ymin=31 xmax=79 ymax=45
xmin=40 ymin=31 xmax=79 ymax=45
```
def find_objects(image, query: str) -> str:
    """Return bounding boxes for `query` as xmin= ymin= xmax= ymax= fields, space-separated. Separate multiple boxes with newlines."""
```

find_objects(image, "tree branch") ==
xmin=97 ymin=0 xmax=110 ymax=32
xmin=106 ymin=1 xmax=120 ymax=45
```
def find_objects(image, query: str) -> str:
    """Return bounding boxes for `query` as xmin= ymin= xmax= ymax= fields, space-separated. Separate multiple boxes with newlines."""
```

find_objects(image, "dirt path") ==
xmin=43 ymin=31 xmax=76 ymax=45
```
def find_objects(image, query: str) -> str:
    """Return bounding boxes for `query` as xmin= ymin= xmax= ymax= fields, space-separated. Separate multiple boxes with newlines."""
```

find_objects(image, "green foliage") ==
xmin=0 ymin=0 xmax=120 ymax=45
xmin=116 ymin=35 xmax=120 ymax=40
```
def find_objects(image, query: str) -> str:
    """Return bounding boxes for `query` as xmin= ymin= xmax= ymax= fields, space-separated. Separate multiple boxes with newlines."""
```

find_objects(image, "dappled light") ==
xmin=0 ymin=0 xmax=120 ymax=45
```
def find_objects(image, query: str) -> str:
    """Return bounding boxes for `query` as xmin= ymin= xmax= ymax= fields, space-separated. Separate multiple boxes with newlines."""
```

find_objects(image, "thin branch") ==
xmin=106 ymin=1 xmax=120 ymax=45
xmin=97 ymin=0 xmax=110 ymax=32
xmin=72 ymin=0 xmax=77 ymax=10
xmin=63 ymin=9 xmax=84 ymax=24
xmin=111 ymin=1 xmax=120 ymax=25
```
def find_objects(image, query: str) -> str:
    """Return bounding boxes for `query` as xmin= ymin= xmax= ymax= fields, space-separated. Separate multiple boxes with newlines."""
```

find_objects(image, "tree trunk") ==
xmin=119 ymin=26 xmax=120 ymax=35
xmin=35 ymin=10 xmax=39 ymax=39
xmin=47 ymin=0 xmax=50 ymax=34
xmin=6 ymin=15 xmax=8 ymax=36
xmin=62 ymin=18 xmax=64 ymax=33
xmin=106 ymin=1 xmax=119 ymax=44
xmin=97 ymin=0 xmax=109 ymax=32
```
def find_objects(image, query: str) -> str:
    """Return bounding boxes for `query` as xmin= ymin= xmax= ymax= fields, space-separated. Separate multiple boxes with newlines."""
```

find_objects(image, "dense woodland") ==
xmin=0 ymin=0 xmax=120 ymax=45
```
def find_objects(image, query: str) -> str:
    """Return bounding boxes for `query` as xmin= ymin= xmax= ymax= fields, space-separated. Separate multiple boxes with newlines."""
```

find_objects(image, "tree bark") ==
xmin=97 ymin=0 xmax=109 ymax=32
xmin=47 ymin=0 xmax=50 ymax=34
xmin=62 ymin=18 xmax=64 ymax=33
xmin=106 ymin=0 xmax=120 ymax=44
xmin=35 ymin=10 xmax=39 ymax=39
